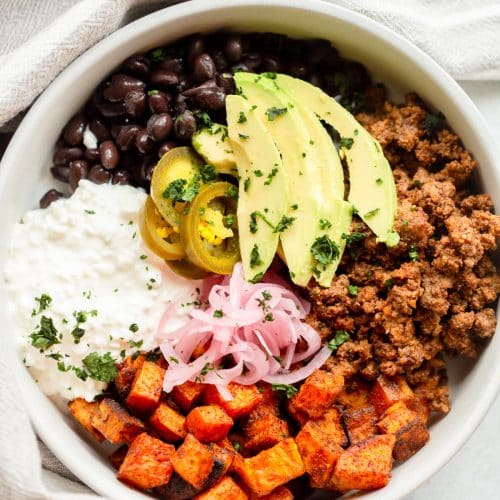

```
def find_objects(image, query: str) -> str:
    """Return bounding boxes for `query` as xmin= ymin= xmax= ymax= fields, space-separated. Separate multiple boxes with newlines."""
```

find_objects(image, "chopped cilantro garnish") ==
xmin=291 ymin=204 xmax=298 ymax=210
xmin=384 ymin=278 xmax=394 ymax=290
xmin=273 ymin=215 xmax=295 ymax=233
xmin=423 ymin=111 xmax=445 ymax=136
xmin=262 ymin=72 xmax=277 ymax=79
xmin=129 ymin=339 xmax=143 ymax=348
xmin=376 ymin=178 xmax=383 ymax=185
xmin=238 ymin=133 xmax=249 ymax=140
xmin=254 ymin=169 xmax=263 ymax=177
xmin=200 ymin=164 xmax=218 ymax=182
xmin=168 ymin=356 xmax=179 ymax=364
xmin=227 ymin=185 xmax=238 ymax=199
xmin=163 ymin=178 xmax=187 ymax=202
xmin=213 ymin=309 xmax=224 ymax=318
xmin=409 ymin=244 xmax=419 ymax=262
xmin=264 ymin=168 xmax=279 ymax=185
xmin=150 ymin=47 xmax=166 ymax=62
xmin=84 ymin=210 xmax=95 ymax=215
xmin=311 ymin=235 xmax=340 ymax=266
xmin=82 ymin=352 xmax=117 ymax=383
xmin=73 ymin=367 xmax=88 ymax=381
xmin=249 ymin=272 xmax=264 ymax=284
xmin=243 ymin=177 xmax=251 ymax=192
xmin=71 ymin=327 xmax=85 ymax=344
xmin=364 ymin=208 xmax=380 ymax=218
xmin=347 ymin=285 xmax=359 ymax=296
xmin=237 ymin=111 xmax=247 ymax=123
xmin=266 ymin=107 xmax=288 ymax=121
xmin=129 ymin=323 xmax=139 ymax=333
xmin=33 ymin=294 xmax=52 ymax=315
xmin=30 ymin=316 xmax=60 ymax=351
xmin=271 ymin=383 xmax=298 ymax=398
xmin=319 ymin=218 xmax=332 ymax=230
xmin=250 ymin=244 xmax=262 ymax=268
xmin=328 ymin=330 xmax=350 ymax=351
xmin=340 ymin=137 xmax=354 ymax=149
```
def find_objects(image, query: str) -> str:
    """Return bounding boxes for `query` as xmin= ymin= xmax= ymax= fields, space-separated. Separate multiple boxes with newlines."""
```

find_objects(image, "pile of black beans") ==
xmin=41 ymin=32 xmax=373 ymax=208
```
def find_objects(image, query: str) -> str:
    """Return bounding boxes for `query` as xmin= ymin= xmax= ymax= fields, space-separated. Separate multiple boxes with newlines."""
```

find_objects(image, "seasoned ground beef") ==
xmin=306 ymin=93 xmax=500 ymax=414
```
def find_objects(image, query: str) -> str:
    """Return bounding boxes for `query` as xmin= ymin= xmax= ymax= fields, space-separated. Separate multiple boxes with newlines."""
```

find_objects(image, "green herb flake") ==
xmin=29 ymin=316 xmax=60 ymax=351
xmin=409 ymin=244 xmax=419 ymax=262
xmin=82 ymin=352 xmax=117 ymax=383
xmin=254 ymin=169 xmax=263 ymax=177
xmin=311 ymin=235 xmax=340 ymax=266
xmin=319 ymin=218 xmax=332 ymax=230
xmin=150 ymin=47 xmax=166 ymax=62
xmin=129 ymin=339 xmax=143 ymax=349
xmin=262 ymin=72 xmax=277 ymax=80
xmin=213 ymin=309 xmax=224 ymax=318
xmin=129 ymin=323 xmax=139 ymax=333
xmin=84 ymin=210 xmax=95 ymax=215
xmin=271 ymin=383 xmax=298 ymax=399
xmin=33 ymin=294 xmax=52 ymax=315
xmin=140 ymin=255 xmax=147 ymax=260
xmin=384 ymin=278 xmax=394 ymax=290
xmin=250 ymin=244 xmax=262 ymax=268
xmin=274 ymin=215 xmax=295 ymax=233
xmin=146 ymin=351 xmax=161 ymax=362
xmin=291 ymin=204 xmax=298 ymax=211
xmin=249 ymin=272 xmax=264 ymax=284
xmin=423 ymin=111 xmax=445 ymax=136
xmin=243 ymin=177 xmax=251 ymax=192
xmin=328 ymin=330 xmax=350 ymax=351
xmin=199 ymin=207 xmax=206 ymax=215
xmin=347 ymin=285 xmax=359 ymax=296
xmin=73 ymin=367 xmax=88 ymax=381
xmin=376 ymin=178 xmax=383 ymax=185
xmin=227 ymin=185 xmax=238 ymax=199
xmin=238 ymin=133 xmax=249 ymax=140
xmin=364 ymin=208 xmax=380 ymax=218
xmin=265 ymin=107 xmax=288 ymax=121
xmin=413 ymin=179 xmax=423 ymax=188
xmin=200 ymin=164 xmax=218 ymax=183
xmin=340 ymin=137 xmax=354 ymax=149
xmin=163 ymin=178 xmax=187 ymax=202
xmin=168 ymin=356 xmax=179 ymax=364
xmin=237 ymin=111 xmax=247 ymax=123
xmin=147 ymin=89 xmax=159 ymax=96
xmin=70 ymin=327 xmax=85 ymax=344
xmin=264 ymin=168 xmax=278 ymax=185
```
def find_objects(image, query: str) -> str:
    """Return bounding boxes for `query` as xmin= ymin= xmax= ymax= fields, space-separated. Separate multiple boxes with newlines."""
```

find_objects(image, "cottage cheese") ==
xmin=4 ymin=181 xmax=198 ymax=401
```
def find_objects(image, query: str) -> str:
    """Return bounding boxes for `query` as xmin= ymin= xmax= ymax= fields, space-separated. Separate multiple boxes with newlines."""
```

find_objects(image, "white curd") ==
xmin=4 ymin=181 xmax=198 ymax=401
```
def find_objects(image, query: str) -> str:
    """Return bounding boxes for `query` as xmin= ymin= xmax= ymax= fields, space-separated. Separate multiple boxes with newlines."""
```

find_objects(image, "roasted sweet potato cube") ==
xmin=172 ymin=433 xmax=214 ymax=489
xmin=205 ymin=443 xmax=235 ymax=488
xmin=377 ymin=401 xmax=418 ymax=435
xmin=126 ymin=360 xmax=165 ymax=414
xmin=343 ymin=405 xmax=377 ymax=445
xmin=394 ymin=376 xmax=429 ymax=423
xmin=336 ymin=379 xmax=371 ymax=410
xmin=258 ymin=486 xmax=294 ymax=499
xmin=237 ymin=438 xmax=305 ymax=496
xmin=91 ymin=398 xmax=144 ymax=444
xmin=243 ymin=413 xmax=289 ymax=453
xmin=203 ymin=383 xmax=263 ymax=419
xmin=155 ymin=472 xmax=200 ymax=499
xmin=328 ymin=434 xmax=396 ymax=492
xmin=172 ymin=380 xmax=206 ymax=412
xmin=186 ymin=405 xmax=233 ymax=442
xmin=68 ymin=398 xmax=104 ymax=442
xmin=149 ymin=401 xmax=187 ymax=442
xmin=393 ymin=419 xmax=430 ymax=462
xmin=370 ymin=375 xmax=401 ymax=416
xmin=114 ymin=354 xmax=145 ymax=400
xmin=109 ymin=445 xmax=128 ymax=470
xmin=117 ymin=432 xmax=175 ymax=490
xmin=194 ymin=476 xmax=248 ymax=500
xmin=254 ymin=384 xmax=281 ymax=415
xmin=295 ymin=407 xmax=347 ymax=487
xmin=289 ymin=370 xmax=344 ymax=421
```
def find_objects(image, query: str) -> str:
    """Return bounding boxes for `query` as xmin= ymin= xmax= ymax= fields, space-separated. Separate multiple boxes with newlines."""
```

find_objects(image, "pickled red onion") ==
xmin=156 ymin=263 xmax=330 ymax=396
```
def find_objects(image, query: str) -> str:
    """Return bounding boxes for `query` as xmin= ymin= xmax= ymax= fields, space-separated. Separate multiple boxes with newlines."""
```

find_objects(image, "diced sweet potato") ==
xmin=172 ymin=380 xmax=206 ymax=412
xmin=194 ymin=476 xmax=248 ymax=500
xmin=186 ymin=405 xmax=233 ymax=442
xmin=336 ymin=379 xmax=371 ymax=410
xmin=392 ymin=419 xmax=430 ymax=462
xmin=109 ymin=445 xmax=128 ymax=470
xmin=114 ymin=354 xmax=145 ymax=400
xmin=288 ymin=370 xmax=344 ymax=421
xmin=328 ymin=434 xmax=396 ymax=492
xmin=237 ymin=438 xmax=305 ymax=496
xmin=243 ymin=413 xmax=289 ymax=453
xmin=91 ymin=398 xmax=144 ymax=444
xmin=295 ymin=407 xmax=347 ymax=487
xmin=203 ymin=383 xmax=263 ymax=419
xmin=149 ymin=401 xmax=187 ymax=442
xmin=205 ymin=443 xmax=235 ymax=488
xmin=68 ymin=398 xmax=104 ymax=442
xmin=258 ymin=486 xmax=294 ymax=499
xmin=377 ymin=401 xmax=418 ymax=435
xmin=155 ymin=472 xmax=200 ymax=499
xmin=172 ymin=433 xmax=215 ymax=489
xmin=370 ymin=375 xmax=401 ymax=416
xmin=394 ymin=376 xmax=429 ymax=423
xmin=117 ymin=433 xmax=175 ymax=490
xmin=126 ymin=360 xmax=165 ymax=414
xmin=254 ymin=384 xmax=282 ymax=415
xmin=343 ymin=405 xmax=377 ymax=445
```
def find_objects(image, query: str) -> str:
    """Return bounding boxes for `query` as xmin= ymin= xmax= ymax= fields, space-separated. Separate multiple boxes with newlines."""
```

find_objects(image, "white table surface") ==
xmin=408 ymin=81 xmax=500 ymax=500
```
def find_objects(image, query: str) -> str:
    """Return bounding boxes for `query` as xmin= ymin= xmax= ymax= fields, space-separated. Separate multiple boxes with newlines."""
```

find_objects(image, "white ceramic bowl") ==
xmin=1 ymin=1 xmax=499 ymax=498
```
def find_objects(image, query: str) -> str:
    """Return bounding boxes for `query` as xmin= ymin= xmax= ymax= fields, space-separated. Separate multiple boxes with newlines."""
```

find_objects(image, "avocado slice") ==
xmin=274 ymin=73 xmax=399 ymax=247
xmin=235 ymin=72 xmax=325 ymax=286
xmin=191 ymin=124 xmax=238 ymax=176
xmin=226 ymin=95 xmax=288 ymax=282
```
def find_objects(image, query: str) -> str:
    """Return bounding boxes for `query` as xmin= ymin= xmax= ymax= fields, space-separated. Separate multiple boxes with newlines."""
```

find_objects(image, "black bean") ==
xmin=40 ymin=189 xmax=64 ymax=209
xmin=96 ymin=100 xmax=125 ymax=118
xmin=150 ymin=70 xmax=179 ymax=87
xmin=135 ymin=156 xmax=156 ymax=185
xmin=243 ymin=52 xmax=262 ymax=71
xmin=147 ymin=113 xmax=173 ymax=142
xmin=50 ymin=166 xmax=70 ymax=183
xmin=186 ymin=35 xmax=205 ymax=63
xmin=110 ymin=123 xmax=122 ymax=140
xmin=148 ymin=91 xmax=171 ymax=114
xmin=88 ymin=164 xmax=112 ymax=184
xmin=308 ymin=39 xmax=332 ymax=66
xmin=135 ymin=128 xmax=155 ymax=154
xmin=83 ymin=148 xmax=101 ymax=163
xmin=195 ymin=87 xmax=225 ymax=110
xmin=89 ymin=118 xmax=110 ymax=142
xmin=224 ymin=35 xmax=243 ymax=62
xmin=158 ymin=140 xmax=177 ymax=158
xmin=174 ymin=111 xmax=197 ymax=140
xmin=112 ymin=169 xmax=132 ymax=185
xmin=287 ymin=60 xmax=308 ymax=79
xmin=158 ymin=57 xmax=183 ymax=74
xmin=116 ymin=124 xmax=141 ymax=151
xmin=124 ymin=90 xmax=146 ymax=119
xmin=193 ymin=53 xmax=216 ymax=82
xmin=68 ymin=160 xmax=89 ymax=191
xmin=176 ymin=75 xmax=194 ymax=94
xmin=262 ymin=56 xmax=282 ymax=73
xmin=182 ymin=79 xmax=217 ymax=97
xmin=63 ymin=113 xmax=87 ymax=146
xmin=217 ymin=73 xmax=236 ymax=95
xmin=173 ymin=94 xmax=189 ymax=114
xmin=103 ymin=74 xmax=146 ymax=102
xmin=122 ymin=55 xmax=150 ymax=78
xmin=346 ymin=62 xmax=371 ymax=90
xmin=231 ymin=62 xmax=250 ymax=73
xmin=99 ymin=140 xmax=120 ymax=170
xmin=53 ymin=147 xmax=83 ymax=166
xmin=211 ymin=50 xmax=228 ymax=71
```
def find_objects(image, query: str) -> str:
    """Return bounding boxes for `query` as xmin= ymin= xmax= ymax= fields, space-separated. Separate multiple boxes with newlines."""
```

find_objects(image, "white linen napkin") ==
xmin=1 ymin=0 xmax=500 ymax=498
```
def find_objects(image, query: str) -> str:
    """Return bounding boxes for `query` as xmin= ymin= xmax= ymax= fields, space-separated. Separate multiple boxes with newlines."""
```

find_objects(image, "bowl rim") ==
xmin=1 ymin=0 xmax=499 ymax=498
